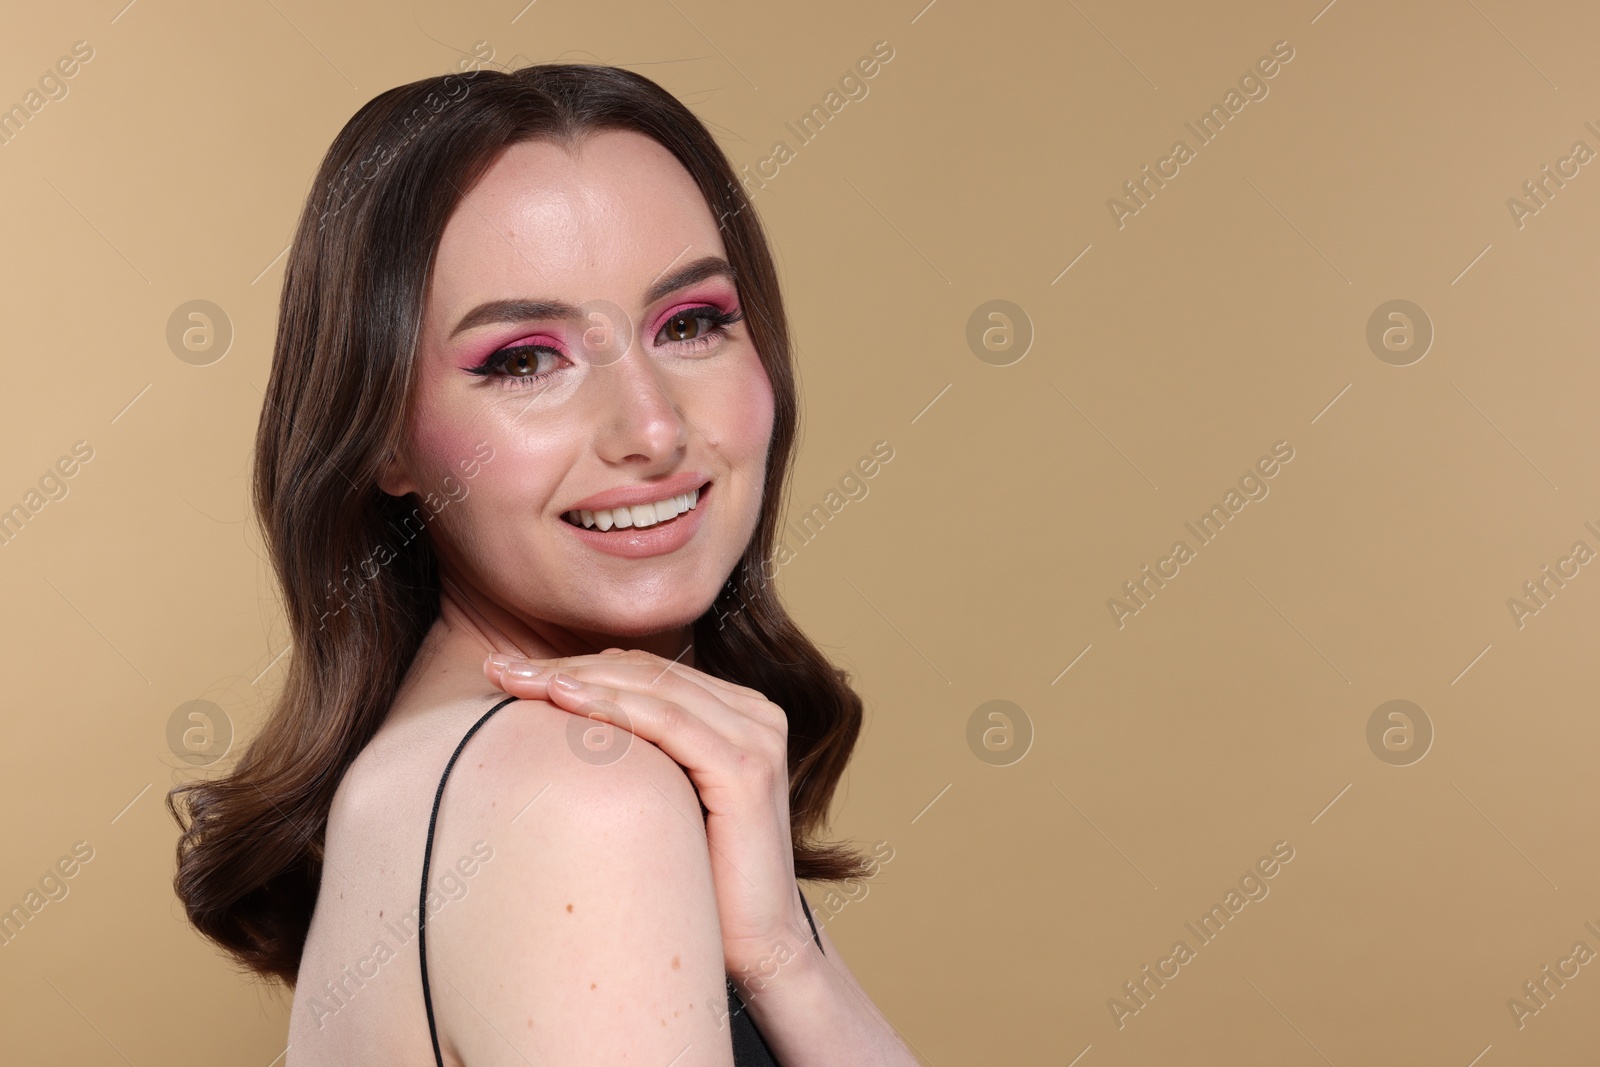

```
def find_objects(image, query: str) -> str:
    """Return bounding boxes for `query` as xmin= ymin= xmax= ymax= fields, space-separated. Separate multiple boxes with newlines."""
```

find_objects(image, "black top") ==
xmin=419 ymin=694 xmax=824 ymax=1067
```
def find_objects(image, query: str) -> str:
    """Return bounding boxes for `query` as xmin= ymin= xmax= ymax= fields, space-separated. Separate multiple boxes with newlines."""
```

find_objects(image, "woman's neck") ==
xmin=429 ymin=569 xmax=697 ymax=670
xmin=386 ymin=577 xmax=697 ymax=724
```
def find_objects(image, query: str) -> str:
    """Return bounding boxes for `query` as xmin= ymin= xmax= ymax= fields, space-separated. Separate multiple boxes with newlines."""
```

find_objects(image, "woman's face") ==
xmin=383 ymin=130 xmax=775 ymax=642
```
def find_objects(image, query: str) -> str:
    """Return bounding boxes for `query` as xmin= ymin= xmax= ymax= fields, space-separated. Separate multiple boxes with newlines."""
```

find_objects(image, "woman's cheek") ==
xmin=406 ymin=391 xmax=485 ymax=487
xmin=716 ymin=354 xmax=775 ymax=459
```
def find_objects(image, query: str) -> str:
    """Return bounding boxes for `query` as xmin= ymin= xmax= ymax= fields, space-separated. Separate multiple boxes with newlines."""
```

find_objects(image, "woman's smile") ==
xmin=558 ymin=478 xmax=713 ymax=559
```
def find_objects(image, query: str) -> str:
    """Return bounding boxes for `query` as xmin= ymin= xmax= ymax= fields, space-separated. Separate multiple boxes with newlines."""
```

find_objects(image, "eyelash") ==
xmin=467 ymin=304 xmax=744 ymax=388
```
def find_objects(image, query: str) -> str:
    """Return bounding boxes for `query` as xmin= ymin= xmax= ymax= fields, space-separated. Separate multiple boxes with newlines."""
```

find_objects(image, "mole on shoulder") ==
xmin=566 ymin=902 xmax=574 ymax=912
xmin=590 ymin=982 xmax=597 ymax=990
xmin=671 ymin=955 xmax=680 ymax=970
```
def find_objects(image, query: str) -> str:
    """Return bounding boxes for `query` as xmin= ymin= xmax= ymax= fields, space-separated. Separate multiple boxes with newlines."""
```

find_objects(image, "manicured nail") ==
xmin=503 ymin=661 xmax=543 ymax=680
xmin=550 ymin=672 xmax=581 ymax=692
xmin=487 ymin=654 xmax=513 ymax=671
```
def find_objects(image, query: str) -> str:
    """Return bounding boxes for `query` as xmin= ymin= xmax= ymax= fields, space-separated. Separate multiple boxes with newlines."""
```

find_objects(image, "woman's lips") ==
xmin=563 ymin=470 xmax=710 ymax=514
xmin=561 ymin=482 xmax=705 ymax=531
xmin=559 ymin=481 xmax=711 ymax=559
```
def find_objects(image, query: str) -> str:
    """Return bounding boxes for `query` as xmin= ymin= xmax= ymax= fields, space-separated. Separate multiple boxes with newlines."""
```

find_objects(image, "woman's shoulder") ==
xmin=363 ymin=691 xmax=734 ymax=1064
xmin=325 ymin=683 xmax=724 ymax=961
xmin=329 ymin=688 xmax=703 ymax=838
xmin=389 ymin=686 xmax=718 ymax=904
xmin=294 ymin=691 xmax=731 ymax=1064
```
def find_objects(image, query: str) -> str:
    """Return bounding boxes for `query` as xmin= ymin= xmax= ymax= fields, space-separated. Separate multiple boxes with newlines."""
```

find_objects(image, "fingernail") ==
xmin=487 ymin=654 xmax=513 ymax=671
xmin=504 ymin=661 xmax=543 ymax=680
xmin=550 ymin=672 xmax=581 ymax=692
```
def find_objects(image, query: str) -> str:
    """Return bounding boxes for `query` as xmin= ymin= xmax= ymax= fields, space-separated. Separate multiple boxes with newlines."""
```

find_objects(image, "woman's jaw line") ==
xmin=433 ymin=569 xmax=704 ymax=664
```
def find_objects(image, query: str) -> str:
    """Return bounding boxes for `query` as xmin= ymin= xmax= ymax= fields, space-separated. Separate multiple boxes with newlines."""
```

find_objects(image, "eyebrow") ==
xmin=447 ymin=255 xmax=737 ymax=340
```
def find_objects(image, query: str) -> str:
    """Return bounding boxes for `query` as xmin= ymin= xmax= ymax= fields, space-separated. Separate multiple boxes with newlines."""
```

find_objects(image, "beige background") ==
xmin=1 ymin=0 xmax=1597 ymax=1063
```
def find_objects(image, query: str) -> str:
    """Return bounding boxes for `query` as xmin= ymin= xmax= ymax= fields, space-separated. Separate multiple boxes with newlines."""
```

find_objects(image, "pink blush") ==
xmin=406 ymin=396 xmax=482 ymax=469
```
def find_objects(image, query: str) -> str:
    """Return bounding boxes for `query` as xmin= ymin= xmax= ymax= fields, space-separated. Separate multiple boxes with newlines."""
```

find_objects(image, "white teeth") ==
xmin=566 ymin=487 xmax=702 ymax=530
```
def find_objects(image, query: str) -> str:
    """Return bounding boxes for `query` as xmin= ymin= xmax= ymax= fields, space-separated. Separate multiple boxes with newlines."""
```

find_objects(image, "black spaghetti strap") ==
xmin=798 ymin=886 xmax=823 ymax=954
xmin=419 ymin=694 xmax=520 ymax=1067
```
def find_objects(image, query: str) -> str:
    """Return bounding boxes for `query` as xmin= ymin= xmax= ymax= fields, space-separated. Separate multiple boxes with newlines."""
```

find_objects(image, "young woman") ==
xmin=166 ymin=63 xmax=917 ymax=1066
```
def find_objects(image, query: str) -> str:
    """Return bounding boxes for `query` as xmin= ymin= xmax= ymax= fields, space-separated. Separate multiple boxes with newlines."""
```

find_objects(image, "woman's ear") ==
xmin=376 ymin=450 xmax=416 ymax=498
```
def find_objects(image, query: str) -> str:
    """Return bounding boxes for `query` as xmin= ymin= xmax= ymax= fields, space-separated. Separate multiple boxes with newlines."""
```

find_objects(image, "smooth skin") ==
xmin=287 ymin=130 xmax=917 ymax=1066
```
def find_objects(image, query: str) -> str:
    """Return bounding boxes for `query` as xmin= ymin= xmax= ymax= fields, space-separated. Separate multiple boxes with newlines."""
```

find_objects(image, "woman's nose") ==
xmin=587 ymin=343 xmax=691 ymax=465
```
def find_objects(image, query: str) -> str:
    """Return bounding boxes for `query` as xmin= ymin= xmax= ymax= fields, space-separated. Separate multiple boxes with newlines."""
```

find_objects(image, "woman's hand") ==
xmin=482 ymin=648 xmax=812 ymax=987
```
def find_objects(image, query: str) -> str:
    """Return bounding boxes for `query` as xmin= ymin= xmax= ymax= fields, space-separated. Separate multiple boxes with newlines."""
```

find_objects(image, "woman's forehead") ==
xmin=428 ymin=132 xmax=727 ymax=321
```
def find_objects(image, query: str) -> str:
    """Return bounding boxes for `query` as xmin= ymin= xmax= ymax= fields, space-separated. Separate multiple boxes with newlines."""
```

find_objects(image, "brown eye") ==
xmin=662 ymin=312 xmax=702 ymax=342
xmin=650 ymin=305 xmax=741 ymax=351
xmin=494 ymin=346 xmax=560 ymax=377
xmin=467 ymin=341 xmax=569 ymax=387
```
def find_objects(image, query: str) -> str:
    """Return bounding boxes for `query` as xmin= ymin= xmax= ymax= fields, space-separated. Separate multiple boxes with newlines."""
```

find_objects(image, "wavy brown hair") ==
xmin=167 ymin=62 xmax=874 ymax=988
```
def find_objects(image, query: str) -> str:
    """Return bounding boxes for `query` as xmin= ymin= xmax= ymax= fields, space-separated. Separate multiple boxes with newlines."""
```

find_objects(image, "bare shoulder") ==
xmin=418 ymin=695 xmax=738 ymax=1067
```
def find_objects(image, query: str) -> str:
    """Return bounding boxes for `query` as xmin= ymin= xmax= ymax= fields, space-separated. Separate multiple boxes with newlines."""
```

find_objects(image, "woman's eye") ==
xmin=467 ymin=343 xmax=567 ymax=387
xmin=497 ymin=346 xmax=556 ymax=376
xmin=661 ymin=311 xmax=707 ymax=342
xmin=655 ymin=306 xmax=740 ymax=348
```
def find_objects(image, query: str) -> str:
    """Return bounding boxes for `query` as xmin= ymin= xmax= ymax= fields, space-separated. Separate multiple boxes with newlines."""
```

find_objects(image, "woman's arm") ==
xmin=485 ymin=651 xmax=922 ymax=1066
xmin=432 ymin=699 xmax=737 ymax=1066
xmin=732 ymin=903 xmax=922 ymax=1066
